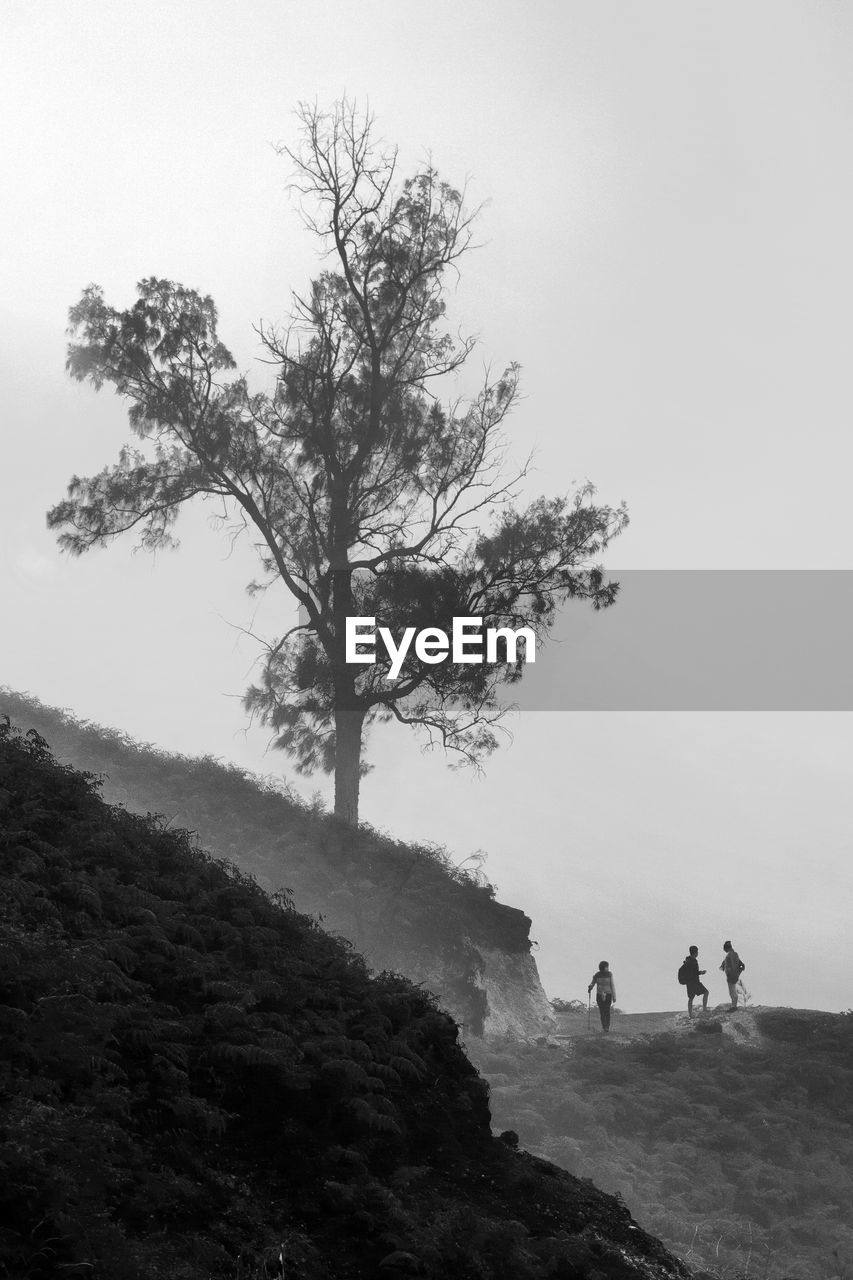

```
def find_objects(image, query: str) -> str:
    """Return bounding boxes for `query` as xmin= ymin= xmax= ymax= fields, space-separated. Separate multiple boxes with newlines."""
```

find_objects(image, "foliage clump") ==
xmin=470 ymin=1016 xmax=853 ymax=1280
xmin=0 ymin=717 xmax=683 ymax=1279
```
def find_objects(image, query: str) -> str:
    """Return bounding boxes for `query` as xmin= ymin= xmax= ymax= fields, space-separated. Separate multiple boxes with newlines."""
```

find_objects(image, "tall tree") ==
xmin=48 ymin=101 xmax=627 ymax=825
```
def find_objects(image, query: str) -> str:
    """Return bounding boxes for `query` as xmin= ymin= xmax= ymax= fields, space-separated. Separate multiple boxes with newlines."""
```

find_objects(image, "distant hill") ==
xmin=469 ymin=1008 xmax=853 ymax=1279
xmin=0 ymin=713 xmax=686 ymax=1279
xmin=0 ymin=689 xmax=554 ymax=1038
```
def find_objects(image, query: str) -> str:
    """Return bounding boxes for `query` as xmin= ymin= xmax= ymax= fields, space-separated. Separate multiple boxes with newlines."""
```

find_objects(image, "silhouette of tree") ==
xmin=48 ymin=101 xmax=627 ymax=823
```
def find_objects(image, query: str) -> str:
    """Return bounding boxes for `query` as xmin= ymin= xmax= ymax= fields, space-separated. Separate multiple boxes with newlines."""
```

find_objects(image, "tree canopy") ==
xmin=48 ymin=101 xmax=628 ymax=823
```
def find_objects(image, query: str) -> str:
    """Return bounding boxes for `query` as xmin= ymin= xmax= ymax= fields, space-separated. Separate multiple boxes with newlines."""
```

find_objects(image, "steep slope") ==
xmin=469 ymin=1011 xmax=853 ymax=1280
xmin=0 ymin=716 xmax=685 ymax=1280
xmin=0 ymin=689 xmax=553 ymax=1038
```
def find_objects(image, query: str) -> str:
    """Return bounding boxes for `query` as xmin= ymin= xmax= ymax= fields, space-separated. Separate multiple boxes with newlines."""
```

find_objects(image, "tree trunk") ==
xmin=329 ymin=484 xmax=363 ymax=825
xmin=334 ymin=704 xmax=364 ymax=825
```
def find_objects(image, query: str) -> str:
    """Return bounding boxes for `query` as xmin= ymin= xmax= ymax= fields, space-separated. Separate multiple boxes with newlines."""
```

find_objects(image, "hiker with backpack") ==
xmin=588 ymin=960 xmax=616 ymax=1033
xmin=720 ymin=940 xmax=745 ymax=1010
xmin=677 ymin=945 xmax=709 ymax=1016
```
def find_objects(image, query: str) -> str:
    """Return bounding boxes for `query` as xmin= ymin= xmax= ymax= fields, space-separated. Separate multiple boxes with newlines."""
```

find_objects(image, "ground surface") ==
xmin=553 ymin=1006 xmax=766 ymax=1046
xmin=475 ymin=1006 xmax=853 ymax=1279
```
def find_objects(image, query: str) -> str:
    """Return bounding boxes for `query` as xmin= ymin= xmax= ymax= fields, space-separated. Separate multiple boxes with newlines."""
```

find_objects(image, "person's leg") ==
xmin=602 ymin=993 xmax=612 ymax=1031
xmin=700 ymin=983 xmax=709 ymax=1011
xmin=597 ymin=994 xmax=606 ymax=1029
xmin=728 ymin=980 xmax=738 ymax=1009
xmin=688 ymin=993 xmax=694 ymax=1017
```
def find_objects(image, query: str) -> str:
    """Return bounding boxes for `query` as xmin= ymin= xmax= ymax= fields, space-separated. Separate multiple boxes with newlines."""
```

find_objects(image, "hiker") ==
xmin=680 ymin=945 xmax=708 ymax=1016
xmin=720 ymin=940 xmax=745 ymax=1010
xmin=588 ymin=961 xmax=616 ymax=1033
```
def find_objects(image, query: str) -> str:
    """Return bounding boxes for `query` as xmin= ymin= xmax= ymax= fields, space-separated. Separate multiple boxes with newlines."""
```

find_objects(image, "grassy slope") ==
xmin=0 ymin=689 xmax=537 ymax=1035
xmin=0 ymin=717 xmax=687 ymax=1280
xmin=470 ymin=1013 xmax=853 ymax=1280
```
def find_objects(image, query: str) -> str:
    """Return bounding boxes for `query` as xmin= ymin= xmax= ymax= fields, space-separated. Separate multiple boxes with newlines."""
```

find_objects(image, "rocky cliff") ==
xmin=0 ymin=689 xmax=555 ymax=1038
xmin=476 ymin=945 xmax=557 ymax=1037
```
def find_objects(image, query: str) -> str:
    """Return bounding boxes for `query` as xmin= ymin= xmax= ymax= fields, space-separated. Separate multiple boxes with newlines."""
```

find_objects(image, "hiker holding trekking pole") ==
xmin=588 ymin=961 xmax=616 ymax=1033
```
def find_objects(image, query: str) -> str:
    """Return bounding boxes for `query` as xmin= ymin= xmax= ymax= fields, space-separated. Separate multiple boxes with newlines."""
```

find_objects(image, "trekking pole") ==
xmin=587 ymin=989 xmax=591 ymax=1032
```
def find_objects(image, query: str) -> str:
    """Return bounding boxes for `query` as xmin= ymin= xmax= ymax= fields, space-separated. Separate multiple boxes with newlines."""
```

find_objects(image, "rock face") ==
xmin=0 ymin=691 xmax=556 ymax=1040
xmin=477 ymin=945 xmax=557 ymax=1037
xmin=238 ymin=858 xmax=555 ymax=1039
xmin=393 ymin=932 xmax=555 ymax=1040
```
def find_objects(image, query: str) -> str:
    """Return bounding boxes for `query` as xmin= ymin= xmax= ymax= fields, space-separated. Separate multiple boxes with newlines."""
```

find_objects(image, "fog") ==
xmin=3 ymin=0 xmax=851 ymax=1012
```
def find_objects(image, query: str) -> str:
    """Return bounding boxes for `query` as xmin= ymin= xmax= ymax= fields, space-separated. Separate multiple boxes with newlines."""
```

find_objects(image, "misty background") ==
xmin=2 ymin=1 xmax=851 ymax=1012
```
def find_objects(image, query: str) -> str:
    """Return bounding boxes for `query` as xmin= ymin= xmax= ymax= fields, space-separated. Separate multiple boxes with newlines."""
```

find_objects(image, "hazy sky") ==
xmin=2 ymin=1 xmax=852 ymax=1012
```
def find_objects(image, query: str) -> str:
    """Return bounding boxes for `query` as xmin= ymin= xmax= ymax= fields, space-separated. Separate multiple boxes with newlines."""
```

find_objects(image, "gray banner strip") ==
xmin=514 ymin=571 xmax=853 ymax=710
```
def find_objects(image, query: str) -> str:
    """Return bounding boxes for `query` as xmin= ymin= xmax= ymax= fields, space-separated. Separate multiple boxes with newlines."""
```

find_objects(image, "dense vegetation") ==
xmin=470 ymin=1015 xmax=853 ymax=1280
xmin=0 ymin=689 xmax=538 ymax=1035
xmin=0 ymin=716 xmax=684 ymax=1279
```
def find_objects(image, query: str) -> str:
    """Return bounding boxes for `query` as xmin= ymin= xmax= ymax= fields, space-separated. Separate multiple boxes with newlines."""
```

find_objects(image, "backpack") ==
xmin=677 ymin=961 xmax=689 ymax=986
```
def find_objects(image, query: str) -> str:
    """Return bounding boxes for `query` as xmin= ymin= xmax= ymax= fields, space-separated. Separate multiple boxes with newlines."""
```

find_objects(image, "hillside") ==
xmin=0 ymin=689 xmax=553 ymax=1039
xmin=468 ymin=1008 xmax=853 ymax=1280
xmin=0 ymin=714 xmax=687 ymax=1279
